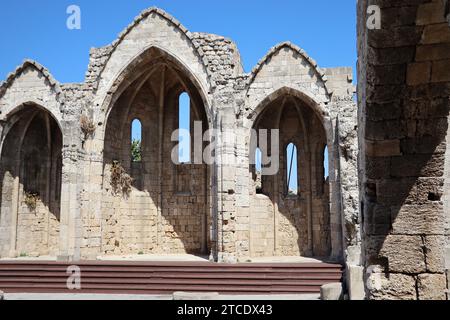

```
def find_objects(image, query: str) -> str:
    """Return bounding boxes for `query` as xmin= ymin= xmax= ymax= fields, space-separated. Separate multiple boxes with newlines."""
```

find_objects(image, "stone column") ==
xmin=234 ymin=116 xmax=252 ymax=262
xmin=8 ymin=176 xmax=19 ymax=258
xmin=336 ymin=99 xmax=364 ymax=300
xmin=327 ymin=113 xmax=342 ymax=261
xmin=215 ymin=106 xmax=238 ymax=263
xmin=58 ymin=117 xmax=83 ymax=261
xmin=79 ymin=149 xmax=103 ymax=260
xmin=358 ymin=0 xmax=449 ymax=300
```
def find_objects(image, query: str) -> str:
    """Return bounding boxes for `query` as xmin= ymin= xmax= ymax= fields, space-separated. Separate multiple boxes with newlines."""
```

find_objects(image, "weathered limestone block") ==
xmin=346 ymin=265 xmax=365 ymax=300
xmin=391 ymin=204 xmax=445 ymax=235
xmin=363 ymin=203 xmax=391 ymax=236
xmin=364 ymin=235 xmax=389 ymax=267
xmin=390 ymin=153 xmax=445 ymax=178
xmin=320 ymin=283 xmax=343 ymax=300
xmin=421 ymin=23 xmax=450 ymax=45
xmin=367 ymin=64 xmax=407 ymax=86
xmin=417 ymin=1 xmax=447 ymax=26
xmin=365 ymin=139 xmax=401 ymax=157
xmin=380 ymin=235 xmax=426 ymax=273
xmin=417 ymin=273 xmax=447 ymax=300
xmin=424 ymin=236 xmax=446 ymax=273
xmin=367 ymin=272 xmax=416 ymax=300
xmin=366 ymin=46 xmax=415 ymax=67
xmin=416 ymin=43 xmax=450 ymax=61
xmin=432 ymin=59 xmax=450 ymax=83
xmin=381 ymin=6 xmax=418 ymax=28
xmin=407 ymin=62 xmax=431 ymax=86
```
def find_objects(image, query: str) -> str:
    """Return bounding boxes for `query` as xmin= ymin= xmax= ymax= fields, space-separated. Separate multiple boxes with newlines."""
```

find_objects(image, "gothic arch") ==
xmin=98 ymin=44 xmax=212 ymax=257
xmin=247 ymin=85 xmax=336 ymax=259
xmin=248 ymin=42 xmax=330 ymax=95
xmin=246 ymin=43 xmax=331 ymax=127
xmin=0 ymin=103 xmax=63 ymax=257
xmin=94 ymin=8 xmax=212 ymax=128
xmin=0 ymin=60 xmax=63 ymax=126
xmin=248 ymin=86 xmax=333 ymax=146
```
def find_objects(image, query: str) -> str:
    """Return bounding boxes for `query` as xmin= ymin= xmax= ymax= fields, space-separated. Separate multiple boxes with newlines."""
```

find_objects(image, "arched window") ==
xmin=255 ymin=147 xmax=263 ymax=194
xmin=286 ymin=143 xmax=298 ymax=195
xmin=324 ymin=145 xmax=329 ymax=179
xmin=131 ymin=119 xmax=142 ymax=162
xmin=178 ymin=92 xmax=191 ymax=163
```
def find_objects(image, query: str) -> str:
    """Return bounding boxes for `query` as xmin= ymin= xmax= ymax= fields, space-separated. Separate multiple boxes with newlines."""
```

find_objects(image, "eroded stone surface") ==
xmin=358 ymin=0 xmax=450 ymax=300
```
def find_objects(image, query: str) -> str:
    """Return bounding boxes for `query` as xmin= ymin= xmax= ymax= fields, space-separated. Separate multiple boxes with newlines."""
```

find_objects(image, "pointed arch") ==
xmin=248 ymin=86 xmax=331 ymax=137
xmin=94 ymin=8 xmax=212 ymax=129
xmin=248 ymin=42 xmax=330 ymax=96
xmin=0 ymin=60 xmax=63 ymax=126
xmin=247 ymin=84 xmax=335 ymax=259
xmin=97 ymin=46 xmax=212 ymax=136
xmin=0 ymin=103 xmax=63 ymax=257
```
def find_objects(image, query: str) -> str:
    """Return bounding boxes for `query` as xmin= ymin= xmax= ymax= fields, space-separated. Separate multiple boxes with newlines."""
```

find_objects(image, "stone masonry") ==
xmin=358 ymin=0 xmax=449 ymax=300
xmin=0 ymin=6 xmax=356 ymax=263
xmin=2 ymin=4 xmax=447 ymax=300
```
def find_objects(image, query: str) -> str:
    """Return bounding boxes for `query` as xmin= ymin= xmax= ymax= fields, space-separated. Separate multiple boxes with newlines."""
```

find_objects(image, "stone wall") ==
xmin=358 ymin=0 xmax=449 ymax=300
xmin=0 ymin=6 xmax=358 ymax=296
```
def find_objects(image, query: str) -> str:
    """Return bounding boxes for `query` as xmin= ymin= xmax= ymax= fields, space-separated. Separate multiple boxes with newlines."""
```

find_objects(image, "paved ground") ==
xmin=2 ymin=293 xmax=319 ymax=300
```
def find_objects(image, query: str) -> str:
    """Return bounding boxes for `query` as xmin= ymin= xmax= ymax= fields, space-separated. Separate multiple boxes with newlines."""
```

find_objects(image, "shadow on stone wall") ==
xmin=0 ymin=105 xmax=62 ymax=256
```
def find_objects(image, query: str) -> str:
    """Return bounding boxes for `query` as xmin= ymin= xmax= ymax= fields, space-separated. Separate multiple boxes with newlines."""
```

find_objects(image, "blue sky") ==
xmin=1 ymin=0 xmax=349 ymax=189
xmin=0 ymin=0 xmax=357 ymax=82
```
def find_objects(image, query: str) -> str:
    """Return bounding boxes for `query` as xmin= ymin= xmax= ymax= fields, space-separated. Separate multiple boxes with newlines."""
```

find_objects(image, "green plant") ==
xmin=24 ymin=192 xmax=39 ymax=211
xmin=138 ymin=251 xmax=144 ymax=255
xmin=131 ymin=139 xmax=142 ymax=162
xmin=110 ymin=161 xmax=133 ymax=196
xmin=19 ymin=252 xmax=28 ymax=257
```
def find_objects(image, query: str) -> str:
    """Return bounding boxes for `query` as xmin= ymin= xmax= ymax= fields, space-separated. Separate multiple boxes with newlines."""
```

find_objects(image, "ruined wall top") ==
xmin=0 ymin=6 xmax=355 ymax=122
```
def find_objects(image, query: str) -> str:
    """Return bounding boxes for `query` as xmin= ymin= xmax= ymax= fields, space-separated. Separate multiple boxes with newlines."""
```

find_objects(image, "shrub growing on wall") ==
xmin=23 ymin=191 xmax=39 ymax=211
xmin=110 ymin=161 xmax=132 ymax=196
xmin=80 ymin=114 xmax=96 ymax=140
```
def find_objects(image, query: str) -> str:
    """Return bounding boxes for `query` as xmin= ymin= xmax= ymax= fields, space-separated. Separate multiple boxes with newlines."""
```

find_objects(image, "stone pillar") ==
xmin=336 ymin=100 xmax=364 ymax=299
xmin=358 ymin=0 xmax=449 ymax=300
xmin=234 ymin=117 xmax=252 ymax=262
xmin=79 ymin=150 xmax=103 ymax=260
xmin=215 ymin=106 xmax=238 ymax=263
xmin=8 ymin=176 xmax=19 ymax=258
xmin=58 ymin=116 xmax=84 ymax=261
xmin=58 ymin=147 xmax=82 ymax=261
xmin=320 ymin=110 xmax=341 ymax=262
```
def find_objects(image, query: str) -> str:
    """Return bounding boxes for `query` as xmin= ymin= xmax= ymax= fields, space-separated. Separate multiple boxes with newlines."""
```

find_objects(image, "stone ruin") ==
xmin=0 ymin=2 xmax=449 ymax=299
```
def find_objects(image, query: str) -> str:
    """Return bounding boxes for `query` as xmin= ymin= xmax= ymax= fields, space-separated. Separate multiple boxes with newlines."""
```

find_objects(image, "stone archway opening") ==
xmin=101 ymin=47 xmax=211 ymax=257
xmin=249 ymin=93 xmax=331 ymax=259
xmin=0 ymin=104 xmax=62 ymax=258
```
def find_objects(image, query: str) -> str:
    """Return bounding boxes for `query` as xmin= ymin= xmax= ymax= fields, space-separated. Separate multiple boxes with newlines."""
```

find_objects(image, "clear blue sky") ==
xmin=1 ymin=0 xmax=348 ymax=189
xmin=0 ymin=0 xmax=357 ymax=83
